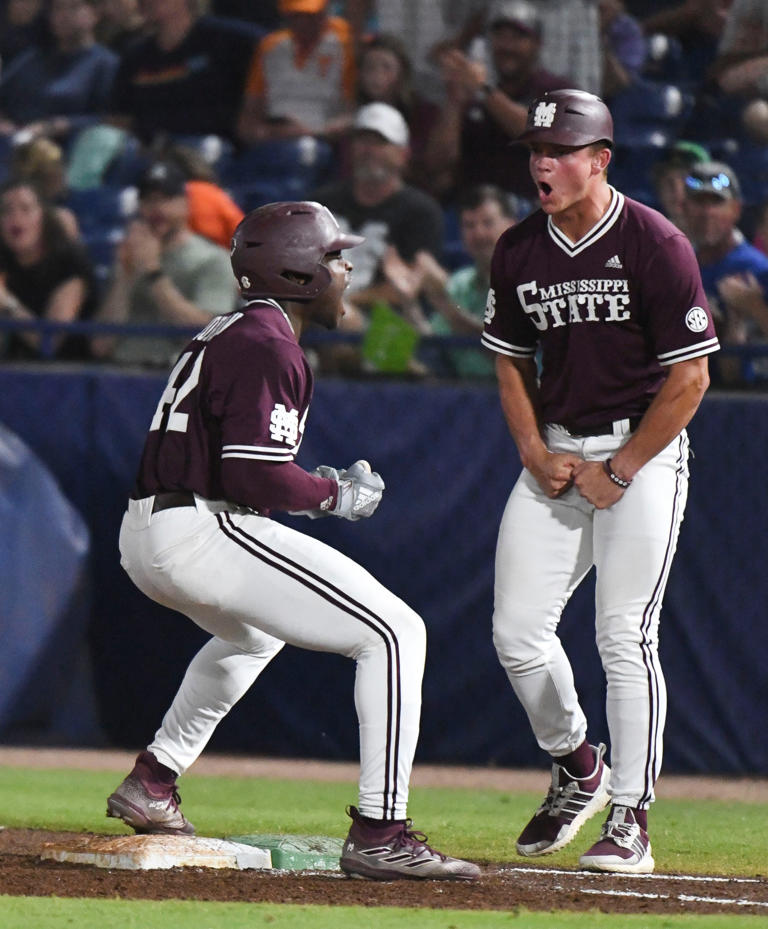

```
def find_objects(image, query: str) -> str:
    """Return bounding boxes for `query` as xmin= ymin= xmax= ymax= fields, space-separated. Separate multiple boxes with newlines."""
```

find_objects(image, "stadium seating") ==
xmin=219 ymin=137 xmax=335 ymax=211
xmin=610 ymin=78 xmax=695 ymax=150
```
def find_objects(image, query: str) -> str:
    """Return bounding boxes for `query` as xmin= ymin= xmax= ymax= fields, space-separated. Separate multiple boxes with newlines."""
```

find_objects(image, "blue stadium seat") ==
xmin=0 ymin=136 xmax=13 ymax=186
xmin=66 ymin=186 xmax=135 ymax=238
xmin=224 ymin=178 xmax=297 ymax=213
xmin=83 ymin=231 xmax=122 ymax=292
xmin=220 ymin=137 xmax=334 ymax=205
xmin=643 ymin=34 xmax=687 ymax=86
xmin=610 ymin=79 xmax=694 ymax=149
xmin=167 ymin=133 xmax=235 ymax=176
xmin=609 ymin=142 xmax=666 ymax=208
xmin=101 ymin=134 xmax=149 ymax=189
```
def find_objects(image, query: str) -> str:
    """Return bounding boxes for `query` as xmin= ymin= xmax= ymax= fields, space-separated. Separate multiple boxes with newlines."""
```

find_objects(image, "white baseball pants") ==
xmin=119 ymin=496 xmax=425 ymax=820
xmin=493 ymin=424 xmax=690 ymax=808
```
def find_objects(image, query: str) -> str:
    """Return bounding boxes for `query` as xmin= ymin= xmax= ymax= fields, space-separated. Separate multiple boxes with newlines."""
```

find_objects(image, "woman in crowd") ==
xmin=347 ymin=33 xmax=440 ymax=188
xmin=0 ymin=179 xmax=97 ymax=360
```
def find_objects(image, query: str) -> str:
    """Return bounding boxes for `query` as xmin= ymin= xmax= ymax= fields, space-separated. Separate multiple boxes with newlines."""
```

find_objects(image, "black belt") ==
xmin=560 ymin=415 xmax=643 ymax=438
xmin=151 ymin=491 xmax=196 ymax=514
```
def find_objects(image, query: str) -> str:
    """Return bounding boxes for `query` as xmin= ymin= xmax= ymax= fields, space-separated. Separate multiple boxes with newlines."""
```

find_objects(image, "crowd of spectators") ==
xmin=0 ymin=0 xmax=767 ymax=387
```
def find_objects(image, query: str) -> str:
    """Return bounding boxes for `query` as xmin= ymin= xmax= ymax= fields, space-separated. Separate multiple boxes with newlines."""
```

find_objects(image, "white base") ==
xmin=41 ymin=834 xmax=272 ymax=870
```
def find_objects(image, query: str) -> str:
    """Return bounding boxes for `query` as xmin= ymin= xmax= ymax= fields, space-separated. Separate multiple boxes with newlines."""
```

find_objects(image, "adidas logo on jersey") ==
xmin=605 ymin=255 xmax=623 ymax=269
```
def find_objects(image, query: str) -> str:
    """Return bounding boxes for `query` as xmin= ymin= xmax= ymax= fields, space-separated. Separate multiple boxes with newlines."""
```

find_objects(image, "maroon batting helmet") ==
xmin=517 ymin=89 xmax=614 ymax=148
xmin=230 ymin=201 xmax=364 ymax=302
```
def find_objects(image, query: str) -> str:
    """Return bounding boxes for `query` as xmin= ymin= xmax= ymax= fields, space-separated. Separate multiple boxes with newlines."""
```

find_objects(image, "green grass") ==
xmin=0 ymin=897 xmax=764 ymax=929
xmin=0 ymin=764 xmax=766 ymax=929
xmin=0 ymin=896 xmax=759 ymax=929
xmin=0 ymin=767 xmax=765 ymax=876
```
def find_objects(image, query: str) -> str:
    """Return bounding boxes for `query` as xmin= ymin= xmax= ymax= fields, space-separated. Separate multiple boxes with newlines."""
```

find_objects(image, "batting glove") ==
xmin=333 ymin=460 xmax=385 ymax=521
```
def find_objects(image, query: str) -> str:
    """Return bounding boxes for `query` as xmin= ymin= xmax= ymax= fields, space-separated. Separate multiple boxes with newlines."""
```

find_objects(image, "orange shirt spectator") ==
xmin=186 ymin=180 xmax=244 ymax=249
xmin=237 ymin=0 xmax=356 ymax=144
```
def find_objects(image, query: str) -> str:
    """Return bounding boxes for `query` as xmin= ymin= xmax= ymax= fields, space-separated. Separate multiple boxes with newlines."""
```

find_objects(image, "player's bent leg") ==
xmin=149 ymin=633 xmax=285 ymax=776
xmin=117 ymin=506 xmax=479 ymax=874
xmin=106 ymin=633 xmax=284 ymax=836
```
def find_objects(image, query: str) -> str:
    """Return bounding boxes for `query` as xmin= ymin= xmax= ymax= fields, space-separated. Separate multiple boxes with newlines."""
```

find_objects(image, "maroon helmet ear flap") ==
xmin=230 ymin=201 xmax=364 ymax=302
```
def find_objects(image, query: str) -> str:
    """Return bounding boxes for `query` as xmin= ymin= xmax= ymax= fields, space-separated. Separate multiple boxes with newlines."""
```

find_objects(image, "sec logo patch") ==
xmin=685 ymin=307 xmax=708 ymax=332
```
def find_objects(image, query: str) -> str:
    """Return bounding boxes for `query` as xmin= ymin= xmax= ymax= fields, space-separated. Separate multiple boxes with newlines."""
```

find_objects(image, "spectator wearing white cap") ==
xmin=312 ymin=101 xmax=445 ymax=371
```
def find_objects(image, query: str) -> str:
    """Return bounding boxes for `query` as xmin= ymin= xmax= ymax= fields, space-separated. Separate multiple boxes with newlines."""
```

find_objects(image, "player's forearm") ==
xmin=495 ymin=354 xmax=548 ymax=468
xmin=610 ymin=356 xmax=710 ymax=481
xmin=221 ymin=458 xmax=337 ymax=512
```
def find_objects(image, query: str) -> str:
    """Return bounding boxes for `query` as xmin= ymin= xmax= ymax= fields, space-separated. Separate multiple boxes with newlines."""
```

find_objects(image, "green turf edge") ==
xmin=1 ymin=766 xmax=765 ymax=878
xmin=0 ymin=897 xmax=763 ymax=929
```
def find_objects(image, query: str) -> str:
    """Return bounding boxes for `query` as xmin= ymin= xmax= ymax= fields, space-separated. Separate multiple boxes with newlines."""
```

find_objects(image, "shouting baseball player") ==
xmin=482 ymin=90 xmax=719 ymax=873
xmin=105 ymin=201 xmax=479 ymax=882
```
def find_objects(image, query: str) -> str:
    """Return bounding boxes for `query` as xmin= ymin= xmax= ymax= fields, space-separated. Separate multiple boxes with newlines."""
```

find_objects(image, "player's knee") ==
xmin=392 ymin=603 xmax=426 ymax=653
xmin=493 ymin=609 xmax=558 ymax=672
xmin=355 ymin=603 xmax=425 ymax=665
xmin=596 ymin=619 xmax=658 ymax=669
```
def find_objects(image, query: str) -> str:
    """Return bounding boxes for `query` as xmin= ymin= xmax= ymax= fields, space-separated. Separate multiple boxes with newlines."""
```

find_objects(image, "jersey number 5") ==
xmin=149 ymin=349 xmax=205 ymax=433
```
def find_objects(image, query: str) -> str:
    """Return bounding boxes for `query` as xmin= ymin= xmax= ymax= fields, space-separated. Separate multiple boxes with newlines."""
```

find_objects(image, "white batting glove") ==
xmin=333 ymin=460 xmax=385 ymax=521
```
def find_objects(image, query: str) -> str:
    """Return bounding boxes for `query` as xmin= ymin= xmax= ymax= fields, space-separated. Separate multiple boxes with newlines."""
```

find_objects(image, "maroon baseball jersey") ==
xmin=132 ymin=299 xmax=336 ymax=514
xmin=482 ymin=188 xmax=720 ymax=430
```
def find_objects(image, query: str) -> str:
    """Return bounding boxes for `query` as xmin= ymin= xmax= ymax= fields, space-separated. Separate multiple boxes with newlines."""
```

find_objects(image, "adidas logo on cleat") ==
xmin=604 ymin=255 xmax=623 ymax=269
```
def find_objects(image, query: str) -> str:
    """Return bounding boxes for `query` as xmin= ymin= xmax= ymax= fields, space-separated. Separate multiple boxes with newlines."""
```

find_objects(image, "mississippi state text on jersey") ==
xmin=482 ymin=188 xmax=719 ymax=429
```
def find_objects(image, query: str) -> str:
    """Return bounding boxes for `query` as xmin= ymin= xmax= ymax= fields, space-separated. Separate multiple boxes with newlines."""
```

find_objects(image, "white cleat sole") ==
xmin=579 ymin=848 xmax=655 ymax=874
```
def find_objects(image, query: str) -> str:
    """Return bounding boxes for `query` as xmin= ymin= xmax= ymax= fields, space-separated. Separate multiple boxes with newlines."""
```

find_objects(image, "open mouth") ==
xmin=539 ymin=182 xmax=552 ymax=196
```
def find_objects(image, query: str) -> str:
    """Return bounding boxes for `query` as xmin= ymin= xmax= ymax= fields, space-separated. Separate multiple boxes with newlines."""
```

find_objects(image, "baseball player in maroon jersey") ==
xmin=482 ymin=90 xmax=719 ymax=873
xmin=105 ymin=201 xmax=479 ymax=882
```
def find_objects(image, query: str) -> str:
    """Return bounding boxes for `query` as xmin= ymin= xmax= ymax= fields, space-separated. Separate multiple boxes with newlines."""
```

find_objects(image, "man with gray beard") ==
xmin=313 ymin=102 xmax=444 ymax=357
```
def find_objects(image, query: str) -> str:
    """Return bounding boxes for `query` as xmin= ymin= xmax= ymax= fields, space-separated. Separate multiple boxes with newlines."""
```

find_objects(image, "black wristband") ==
xmin=603 ymin=458 xmax=631 ymax=489
xmin=141 ymin=268 xmax=165 ymax=285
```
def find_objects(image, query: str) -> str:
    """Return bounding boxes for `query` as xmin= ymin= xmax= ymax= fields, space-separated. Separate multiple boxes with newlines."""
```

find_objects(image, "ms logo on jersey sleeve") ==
xmin=533 ymin=102 xmax=557 ymax=128
xmin=270 ymin=404 xmax=299 ymax=444
xmin=685 ymin=307 xmax=709 ymax=333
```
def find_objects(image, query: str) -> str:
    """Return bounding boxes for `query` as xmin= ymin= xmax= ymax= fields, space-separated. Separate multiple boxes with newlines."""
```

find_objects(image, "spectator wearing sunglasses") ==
xmin=682 ymin=160 xmax=768 ymax=380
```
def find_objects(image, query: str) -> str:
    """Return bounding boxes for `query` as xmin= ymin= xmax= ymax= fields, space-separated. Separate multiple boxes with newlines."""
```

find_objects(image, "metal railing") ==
xmin=1 ymin=317 xmax=767 ymax=385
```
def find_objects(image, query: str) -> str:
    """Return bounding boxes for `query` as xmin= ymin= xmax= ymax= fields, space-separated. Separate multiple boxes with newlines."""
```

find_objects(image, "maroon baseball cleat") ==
xmin=340 ymin=806 xmax=480 ymax=881
xmin=106 ymin=751 xmax=195 ymax=836
xmin=579 ymin=805 xmax=654 ymax=873
xmin=516 ymin=743 xmax=610 ymax=856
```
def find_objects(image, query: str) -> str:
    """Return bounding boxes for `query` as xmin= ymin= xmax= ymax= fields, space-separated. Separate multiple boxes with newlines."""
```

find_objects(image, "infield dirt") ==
xmin=1 ymin=748 xmax=766 ymax=916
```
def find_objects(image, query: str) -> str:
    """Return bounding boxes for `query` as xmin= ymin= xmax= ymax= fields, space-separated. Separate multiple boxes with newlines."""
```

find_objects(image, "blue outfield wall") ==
xmin=0 ymin=364 xmax=765 ymax=775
